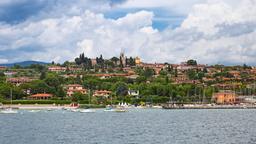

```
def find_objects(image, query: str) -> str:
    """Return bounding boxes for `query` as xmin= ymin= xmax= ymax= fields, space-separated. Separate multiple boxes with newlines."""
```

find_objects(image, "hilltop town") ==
xmin=0 ymin=52 xmax=256 ymax=107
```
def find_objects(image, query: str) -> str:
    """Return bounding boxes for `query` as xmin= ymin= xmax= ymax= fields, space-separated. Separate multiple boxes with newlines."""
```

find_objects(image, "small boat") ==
xmin=1 ymin=89 xmax=18 ymax=114
xmin=47 ymin=109 xmax=54 ymax=111
xmin=29 ymin=110 xmax=41 ymax=113
xmin=71 ymin=109 xmax=79 ymax=112
xmin=1 ymin=108 xmax=18 ymax=114
xmin=104 ymin=105 xmax=115 ymax=112
xmin=115 ymin=106 xmax=127 ymax=112
xmin=152 ymin=106 xmax=163 ymax=109
xmin=79 ymin=109 xmax=95 ymax=113
xmin=115 ymin=108 xmax=126 ymax=112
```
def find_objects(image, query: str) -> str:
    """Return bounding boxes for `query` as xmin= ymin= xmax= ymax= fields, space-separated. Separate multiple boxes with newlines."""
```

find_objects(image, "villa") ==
xmin=66 ymin=84 xmax=87 ymax=97
xmin=93 ymin=90 xmax=112 ymax=98
xmin=0 ymin=66 xmax=6 ymax=70
xmin=7 ymin=77 xmax=33 ymax=86
xmin=27 ymin=93 xmax=53 ymax=100
xmin=128 ymin=89 xmax=139 ymax=97
xmin=48 ymin=66 xmax=66 ymax=72
xmin=212 ymin=91 xmax=236 ymax=104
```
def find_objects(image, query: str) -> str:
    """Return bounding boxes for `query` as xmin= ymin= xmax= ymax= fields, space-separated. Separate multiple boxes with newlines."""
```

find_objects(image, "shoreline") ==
xmin=1 ymin=104 xmax=256 ymax=110
xmin=163 ymin=104 xmax=256 ymax=109
xmin=0 ymin=104 xmax=76 ymax=110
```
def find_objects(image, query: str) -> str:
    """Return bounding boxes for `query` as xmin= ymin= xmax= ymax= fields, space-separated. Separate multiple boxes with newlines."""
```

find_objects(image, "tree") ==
xmin=143 ymin=68 xmax=155 ymax=78
xmin=20 ymin=80 xmax=54 ymax=95
xmin=45 ymin=75 xmax=61 ymax=89
xmin=126 ymin=57 xmax=135 ymax=66
xmin=243 ymin=64 xmax=251 ymax=70
xmin=187 ymin=70 xmax=197 ymax=80
xmin=71 ymin=92 xmax=88 ymax=103
xmin=136 ymin=76 xmax=147 ymax=83
xmin=187 ymin=59 xmax=197 ymax=66
xmin=75 ymin=53 xmax=92 ymax=70
xmin=111 ymin=57 xmax=119 ymax=66
xmin=174 ymin=68 xmax=178 ymax=77
xmin=0 ymin=72 xmax=5 ymax=83
xmin=40 ymin=71 xmax=46 ymax=80
xmin=0 ymin=83 xmax=24 ymax=100
xmin=115 ymin=82 xmax=128 ymax=97
xmin=96 ymin=54 xmax=104 ymax=68
xmin=63 ymin=61 xmax=70 ymax=67
xmin=13 ymin=64 xmax=22 ymax=69
xmin=56 ymin=86 xmax=66 ymax=99
xmin=159 ymin=69 xmax=167 ymax=76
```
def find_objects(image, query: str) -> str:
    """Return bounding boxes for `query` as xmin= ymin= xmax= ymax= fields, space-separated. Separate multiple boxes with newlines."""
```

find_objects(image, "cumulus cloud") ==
xmin=0 ymin=0 xmax=256 ymax=65
xmin=0 ymin=9 xmax=156 ymax=63
xmin=0 ymin=58 xmax=8 ymax=63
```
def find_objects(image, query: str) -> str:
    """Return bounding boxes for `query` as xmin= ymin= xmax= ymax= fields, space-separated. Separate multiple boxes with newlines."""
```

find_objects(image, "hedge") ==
xmin=2 ymin=100 xmax=72 ymax=105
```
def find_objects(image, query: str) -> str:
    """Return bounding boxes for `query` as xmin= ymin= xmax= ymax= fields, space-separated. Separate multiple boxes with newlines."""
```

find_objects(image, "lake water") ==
xmin=1 ymin=109 xmax=256 ymax=144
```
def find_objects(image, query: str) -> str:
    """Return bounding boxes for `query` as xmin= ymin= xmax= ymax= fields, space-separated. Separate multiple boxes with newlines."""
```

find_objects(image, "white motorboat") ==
xmin=114 ymin=106 xmax=127 ymax=112
xmin=114 ymin=108 xmax=127 ymax=112
xmin=79 ymin=109 xmax=95 ymax=113
xmin=1 ymin=108 xmax=18 ymax=114
xmin=152 ymin=106 xmax=163 ymax=109
xmin=29 ymin=110 xmax=41 ymax=113
xmin=104 ymin=105 xmax=115 ymax=112
xmin=1 ymin=89 xmax=18 ymax=114
xmin=71 ymin=109 xmax=79 ymax=112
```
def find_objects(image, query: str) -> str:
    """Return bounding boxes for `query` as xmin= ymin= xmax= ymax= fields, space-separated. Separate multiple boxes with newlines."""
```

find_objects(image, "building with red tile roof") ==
xmin=28 ymin=93 xmax=53 ymax=100
xmin=7 ymin=77 xmax=33 ymax=86
xmin=0 ymin=66 xmax=7 ymax=70
xmin=212 ymin=91 xmax=236 ymax=104
xmin=66 ymin=84 xmax=87 ymax=97
xmin=93 ymin=90 xmax=112 ymax=97
xmin=48 ymin=66 xmax=66 ymax=72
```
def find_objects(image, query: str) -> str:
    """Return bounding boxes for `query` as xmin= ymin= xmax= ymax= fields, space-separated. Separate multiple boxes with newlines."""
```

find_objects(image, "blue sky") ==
xmin=0 ymin=0 xmax=255 ymax=65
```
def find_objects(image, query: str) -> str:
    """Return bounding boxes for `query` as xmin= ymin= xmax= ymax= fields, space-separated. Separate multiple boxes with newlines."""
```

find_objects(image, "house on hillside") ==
xmin=27 ymin=93 xmax=53 ymax=100
xmin=128 ymin=89 xmax=139 ymax=97
xmin=212 ymin=91 xmax=236 ymax=104
xmin=0 ymin=66 xmax=7 ymax=71
xmin=66 ymin=84 xmax=87 ymax=97
xmin=48 ymin=66 xmax=66 ymax=72
xmin=93 ymin=90 xmax=112 ymax=98
xmin=7 ymin=77 xmax=33 ymax=86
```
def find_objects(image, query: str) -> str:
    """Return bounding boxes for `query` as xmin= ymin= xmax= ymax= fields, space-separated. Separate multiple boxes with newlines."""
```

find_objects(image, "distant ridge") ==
xmin=0 ymin=61 xmax=49 ymax=67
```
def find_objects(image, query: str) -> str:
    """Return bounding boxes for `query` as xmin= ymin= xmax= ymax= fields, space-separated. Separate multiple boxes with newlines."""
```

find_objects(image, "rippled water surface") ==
xmin=1 ymin=109 xmax=256 ymax=144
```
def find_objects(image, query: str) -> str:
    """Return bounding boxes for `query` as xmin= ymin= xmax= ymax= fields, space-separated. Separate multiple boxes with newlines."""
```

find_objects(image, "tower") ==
xmin=120 ymin=50 xmax=126 ymax=67
xmin=135 ymin=57 xmax=141 ymax=65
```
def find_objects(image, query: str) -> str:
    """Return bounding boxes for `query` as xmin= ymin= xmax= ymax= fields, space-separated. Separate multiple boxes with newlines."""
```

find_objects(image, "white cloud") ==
xmin=0 ymin=58 xmax=8 ymax=64
xmin=0 ymin=0 xmax=256 ymax=65
xmin=181 ymin=0 xmax=256 ymax=35
xmin=120 ymin=0 xmax=207 ymax=14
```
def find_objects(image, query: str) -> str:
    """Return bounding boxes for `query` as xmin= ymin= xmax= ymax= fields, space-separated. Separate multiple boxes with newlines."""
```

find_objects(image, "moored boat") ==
xmin=104 ymin=105 xmax=115 ymax=112
xmin=0 ymin=108 xmax=18 ymax=114
xmin=1 ymin=89 xmax=18 ymax=114
xmin=114 ymin=106 xmax=127 ymax=112
xmin=114 ymin=108 xmax=126 ymax=112
xmin=79 ymin=109 xmax=95 ymax=113
xmin=29 ymin=110 xmax=41 ymax=113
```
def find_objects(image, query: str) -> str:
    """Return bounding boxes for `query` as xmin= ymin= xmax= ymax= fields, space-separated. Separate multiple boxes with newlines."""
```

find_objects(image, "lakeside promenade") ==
xmin=0 ymin=104 xmax=76 ymax=110
xmin=2 ymin=104 xmax=256 ymax=110
xmin=163 ymin=104 xmax=256 ymax=109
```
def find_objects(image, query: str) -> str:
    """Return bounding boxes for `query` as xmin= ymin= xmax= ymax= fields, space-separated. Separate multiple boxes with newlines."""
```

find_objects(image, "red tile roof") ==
xmin=29 ymin=93 xmax=53 ymax=98
xmin=67 ymin=84 xmax=83 ymax=87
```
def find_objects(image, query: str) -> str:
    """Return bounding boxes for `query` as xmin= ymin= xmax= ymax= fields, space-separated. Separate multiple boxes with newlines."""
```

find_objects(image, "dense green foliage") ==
xmin=1 ymin=54 xmax=255 ymax=106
